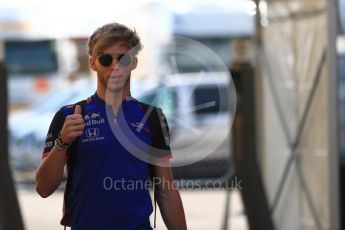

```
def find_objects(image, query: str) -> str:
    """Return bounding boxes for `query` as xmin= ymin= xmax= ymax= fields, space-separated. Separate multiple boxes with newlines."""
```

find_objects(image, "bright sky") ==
xmin=0 ymin=0 xmax=255 ymax=38
xmin=0 ymin=0 xmax=153 ymax=36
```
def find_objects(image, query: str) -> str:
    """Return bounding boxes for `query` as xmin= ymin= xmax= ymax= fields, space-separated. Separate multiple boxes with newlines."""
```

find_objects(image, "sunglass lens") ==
xmin=99 ymin=54 xmax=113 ymax=67
xmin=118 ymin=54 xmax=132 ymax=66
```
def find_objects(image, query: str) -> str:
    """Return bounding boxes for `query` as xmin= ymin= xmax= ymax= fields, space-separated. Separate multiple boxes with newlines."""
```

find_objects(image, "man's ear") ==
xmin=131 ymin=57 xmax=138 ymax=70
xmin=89 ymin=57 xmax=97 ymax=71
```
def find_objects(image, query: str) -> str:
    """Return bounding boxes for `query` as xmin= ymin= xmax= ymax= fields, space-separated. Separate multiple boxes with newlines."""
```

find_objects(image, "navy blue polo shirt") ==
xmin=42 ymin=92 xmax=172 ymax=230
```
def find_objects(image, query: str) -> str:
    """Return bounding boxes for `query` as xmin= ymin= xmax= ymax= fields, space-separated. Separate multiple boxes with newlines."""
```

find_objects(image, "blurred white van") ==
xmin=4 ymin=38 xmax=78 ymax=108
xmin=133 ymin=71 xmax=235 ymax=179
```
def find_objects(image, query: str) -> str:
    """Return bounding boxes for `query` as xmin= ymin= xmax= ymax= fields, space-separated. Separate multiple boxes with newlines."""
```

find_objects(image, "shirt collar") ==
xmin=92 ymin=92 xmax=136 ymax=105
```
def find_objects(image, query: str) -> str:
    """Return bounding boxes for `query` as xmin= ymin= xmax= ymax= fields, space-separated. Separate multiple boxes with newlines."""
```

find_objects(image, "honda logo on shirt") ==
xmin=86 ymin=128 xmax=99 ymax=138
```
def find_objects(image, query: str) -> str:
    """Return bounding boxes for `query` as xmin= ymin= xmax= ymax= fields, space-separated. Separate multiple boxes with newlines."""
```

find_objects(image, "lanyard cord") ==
xmin=154 ymin=182 xmax=157 ymax=229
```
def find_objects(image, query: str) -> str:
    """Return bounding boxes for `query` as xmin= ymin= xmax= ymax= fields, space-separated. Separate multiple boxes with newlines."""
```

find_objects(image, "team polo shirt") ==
xmin=42 ymin=92 xmax=172 ymax=230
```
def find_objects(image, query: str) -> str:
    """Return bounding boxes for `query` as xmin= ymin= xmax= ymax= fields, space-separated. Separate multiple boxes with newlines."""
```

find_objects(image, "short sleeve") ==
xmin=42 ymin=108 xmax=65 ymax=158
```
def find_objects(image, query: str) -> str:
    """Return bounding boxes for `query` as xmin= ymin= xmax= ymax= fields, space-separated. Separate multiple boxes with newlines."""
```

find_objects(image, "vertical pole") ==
xmin=221 ymin=189 xmax=231 ymax=230
xmin=0 ymin=41 xmax=25 ymax=230
xmin=327 ymin=0 xmax=340 ymax=229
xmin=232 ymin=64 xmax=275 ymax=230
xmin=231 ymin=1 xmax=275 ymax=229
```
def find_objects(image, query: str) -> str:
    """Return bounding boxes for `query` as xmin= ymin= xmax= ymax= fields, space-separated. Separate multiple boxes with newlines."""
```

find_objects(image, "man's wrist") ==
xmin=55 ymin=132 xmax=71 ymax=150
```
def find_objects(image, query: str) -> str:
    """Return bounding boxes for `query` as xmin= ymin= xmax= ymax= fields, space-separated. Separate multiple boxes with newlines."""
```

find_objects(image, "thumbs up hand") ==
xmin=60 ymin=105 xmax=85 ymax=145
xmin=74 ymin=104 xmax=82 ymax=115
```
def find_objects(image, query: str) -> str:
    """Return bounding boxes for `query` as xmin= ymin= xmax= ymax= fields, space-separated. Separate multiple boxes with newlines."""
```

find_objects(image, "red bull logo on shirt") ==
xmin=85 ymin=118 xmax=106 ymax=126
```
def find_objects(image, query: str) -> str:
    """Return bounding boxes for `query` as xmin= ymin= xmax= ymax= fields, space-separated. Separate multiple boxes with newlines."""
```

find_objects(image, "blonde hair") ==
xmin=88 ymin=22 xmax=142 ymax=57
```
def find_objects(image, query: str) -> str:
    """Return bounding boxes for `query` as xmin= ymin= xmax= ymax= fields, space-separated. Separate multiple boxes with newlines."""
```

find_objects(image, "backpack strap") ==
xmin=61 ymin=99 xmax=87 ymax=229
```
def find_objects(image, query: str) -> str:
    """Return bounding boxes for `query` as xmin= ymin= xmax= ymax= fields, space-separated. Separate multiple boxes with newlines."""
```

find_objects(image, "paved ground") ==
xmin=17 ymin=185 xmax=248 ymax=230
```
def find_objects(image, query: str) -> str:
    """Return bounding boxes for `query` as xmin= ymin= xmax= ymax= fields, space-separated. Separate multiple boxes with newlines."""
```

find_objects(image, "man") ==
xmin=35 ymin=22 xmax=187 ymax=230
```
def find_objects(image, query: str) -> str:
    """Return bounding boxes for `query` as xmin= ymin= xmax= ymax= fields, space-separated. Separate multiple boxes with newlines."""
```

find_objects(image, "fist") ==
xmin=60 ymin=105 xmax=85 ymax=144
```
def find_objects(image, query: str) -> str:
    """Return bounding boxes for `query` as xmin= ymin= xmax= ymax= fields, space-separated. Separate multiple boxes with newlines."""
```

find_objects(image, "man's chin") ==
xmin=105 ymin=85 xmax=124 ymax=93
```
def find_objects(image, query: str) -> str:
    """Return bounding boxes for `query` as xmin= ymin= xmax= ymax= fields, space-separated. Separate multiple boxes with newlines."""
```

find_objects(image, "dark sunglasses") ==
xmin=98 ymin=53 xmax=132 ymax=67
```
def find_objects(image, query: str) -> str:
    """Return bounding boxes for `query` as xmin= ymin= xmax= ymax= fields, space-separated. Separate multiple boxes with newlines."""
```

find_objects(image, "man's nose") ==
xmin=109 ymin=59 xmax=120 ymax=70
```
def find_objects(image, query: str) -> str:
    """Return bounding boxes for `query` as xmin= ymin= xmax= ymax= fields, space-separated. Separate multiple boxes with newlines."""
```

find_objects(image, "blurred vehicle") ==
xmin=133 ymin=72 xmax=234 ymax=179
xmin=9 ymin=78 xmax=95 ymax=171
xmin=4 ymin=38 xmax=78 ymax=109
xmin=0 ymin=9 xmax=78 ymax=108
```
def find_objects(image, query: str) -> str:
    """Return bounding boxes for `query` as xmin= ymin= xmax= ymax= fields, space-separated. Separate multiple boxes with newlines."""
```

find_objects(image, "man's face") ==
xmin=90 ymin=42 xmax=137 ymax=93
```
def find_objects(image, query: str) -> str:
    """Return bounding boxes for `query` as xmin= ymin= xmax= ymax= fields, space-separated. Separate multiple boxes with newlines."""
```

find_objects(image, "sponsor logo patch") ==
xmin=45 ymin=141 xmax=53 ymax=148
xmin=130 ymin=122 xmax=150 ymax=133
xmin=82 ymin=128 xmax=105 ymax=143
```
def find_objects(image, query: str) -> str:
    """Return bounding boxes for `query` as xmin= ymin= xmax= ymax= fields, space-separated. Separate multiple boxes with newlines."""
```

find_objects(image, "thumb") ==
xmin=74 ymin=105 xmax=81 ymax=115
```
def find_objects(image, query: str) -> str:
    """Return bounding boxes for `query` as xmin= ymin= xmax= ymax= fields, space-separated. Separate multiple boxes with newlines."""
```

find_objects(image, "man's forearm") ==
xmin=157 ymin=183 xmax=187 ymax=230
xmin=35 ymin=146 xmax=66 ymax=198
